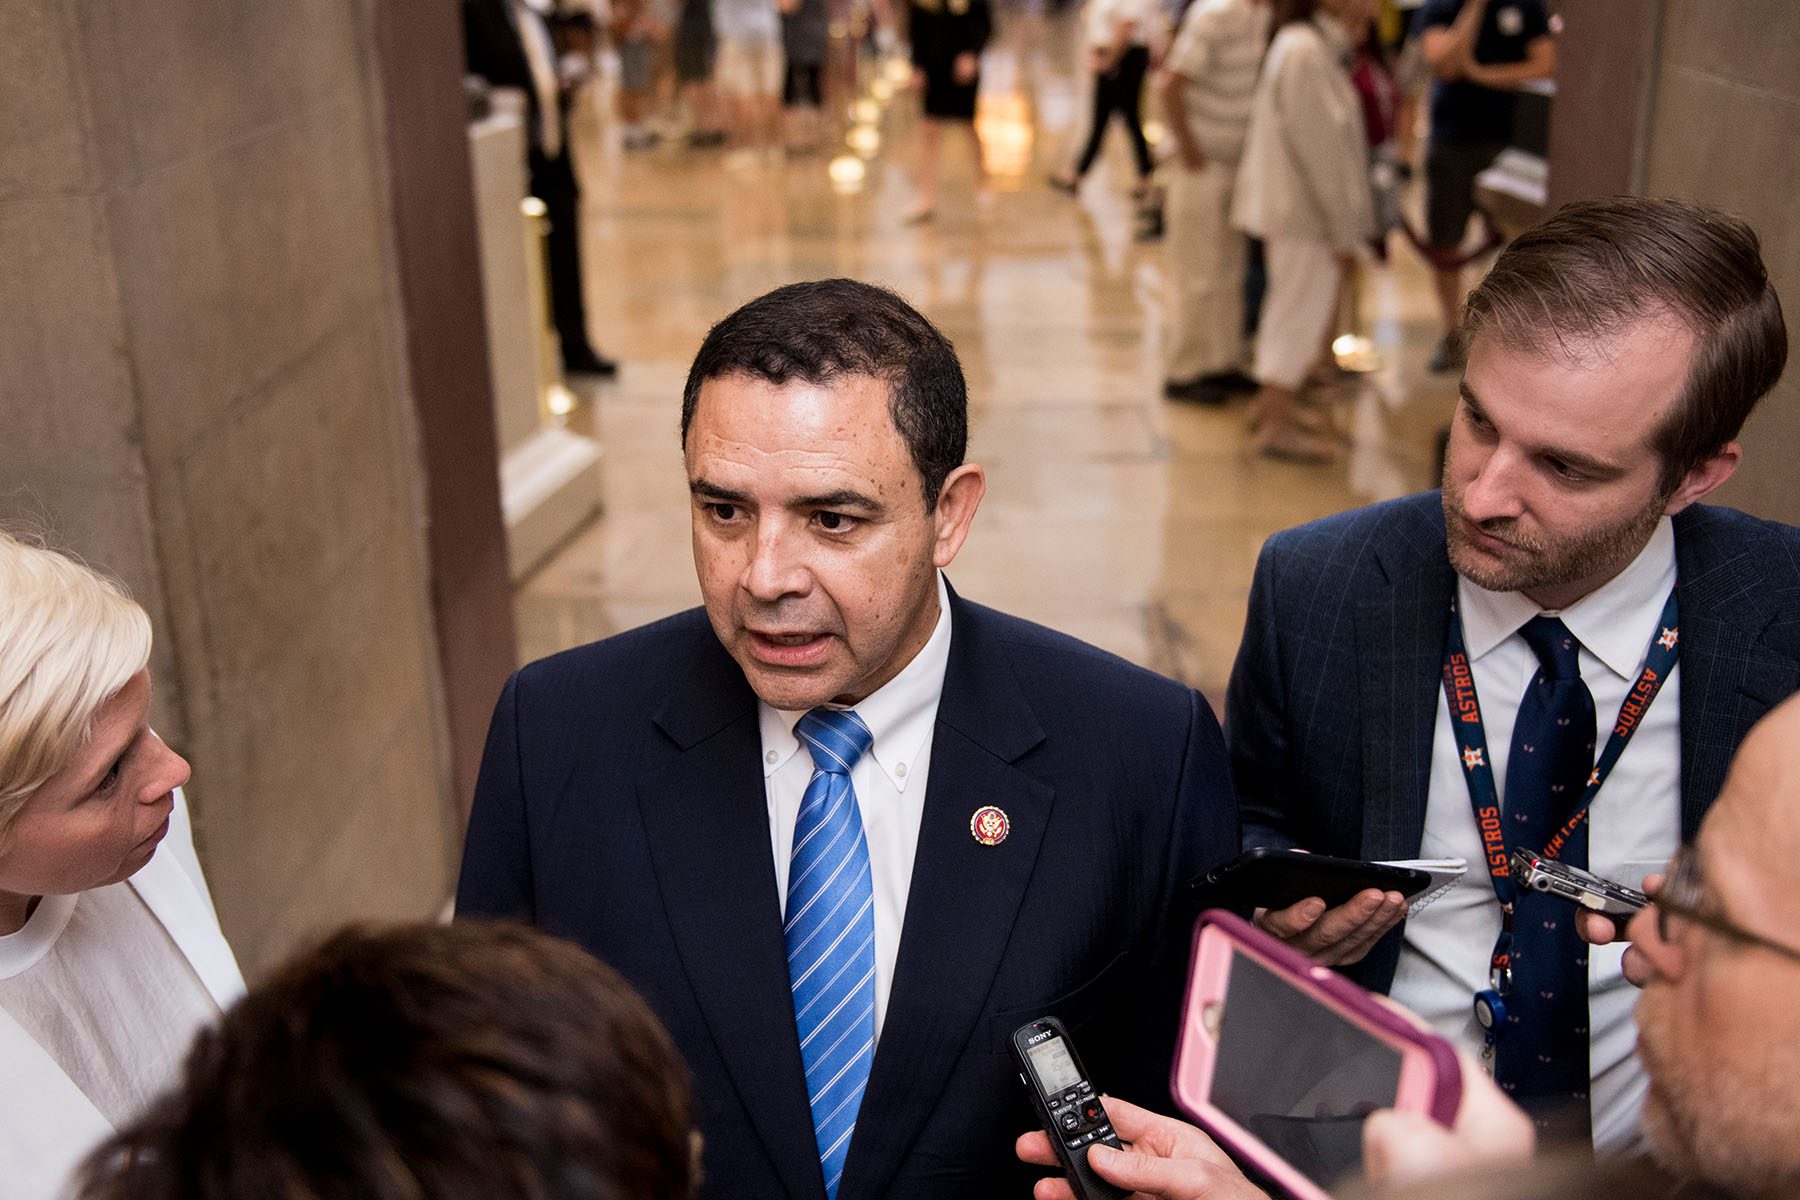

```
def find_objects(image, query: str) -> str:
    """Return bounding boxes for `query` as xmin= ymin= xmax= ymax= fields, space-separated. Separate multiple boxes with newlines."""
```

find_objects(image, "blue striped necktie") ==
xmin=787 ymin=708 xmax=877 ymax=1200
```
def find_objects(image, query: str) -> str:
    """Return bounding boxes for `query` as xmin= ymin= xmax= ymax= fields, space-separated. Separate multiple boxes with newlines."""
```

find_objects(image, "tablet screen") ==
xmin=1209 ymin=948 xmax=1404 ymax=1189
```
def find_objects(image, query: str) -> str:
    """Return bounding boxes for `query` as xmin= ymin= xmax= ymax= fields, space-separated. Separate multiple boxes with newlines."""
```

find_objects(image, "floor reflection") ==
xmin=517 ymin=5 xmax=1456 ymax=701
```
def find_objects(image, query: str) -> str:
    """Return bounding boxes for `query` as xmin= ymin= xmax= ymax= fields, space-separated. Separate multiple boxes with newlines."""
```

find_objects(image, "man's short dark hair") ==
xmin=680 ymin=279 xmax=968 ymax=509
xmin=1461 ymin=196 xmax=1787 ymax=493
xmin=76 ymin=922 xmax=695 ymax=1200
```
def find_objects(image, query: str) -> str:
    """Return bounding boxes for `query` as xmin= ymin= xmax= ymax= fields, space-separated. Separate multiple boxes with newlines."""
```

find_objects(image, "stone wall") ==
xmin=0 ymin=1 xmax=463 ymax=975
xmin=1549 ymin=0 xmax=1800 ymax=525
xmin=1642 ymin=0 xmax=1800 ymax=525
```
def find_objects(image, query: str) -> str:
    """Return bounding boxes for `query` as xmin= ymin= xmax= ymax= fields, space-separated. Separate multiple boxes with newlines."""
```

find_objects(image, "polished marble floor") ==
xmin=516 ymin=9 xmax=1463 ymax=702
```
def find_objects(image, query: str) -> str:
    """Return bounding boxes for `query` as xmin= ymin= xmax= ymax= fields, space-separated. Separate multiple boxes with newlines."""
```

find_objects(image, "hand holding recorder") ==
xmin=1016 ymin=1070 xmax=1532 ymax=1200
xmin=1015 ymin=1096 xmax=1269 ymax=1200
xmin=1016 ymin=912 xmax=1492 ymax=1200
xmin=1504 ymin=847 xmax=1664 ymax=988
xmin=1576 ymin=872 xmax=1666 ymax=988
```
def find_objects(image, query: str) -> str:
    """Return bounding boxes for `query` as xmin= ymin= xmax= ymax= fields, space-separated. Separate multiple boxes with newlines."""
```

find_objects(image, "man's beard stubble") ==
xmin=1440 ymin=472 xmax=1668 ymax=600
xmin=1637 ymin=995 xmax=1800 ymax=1198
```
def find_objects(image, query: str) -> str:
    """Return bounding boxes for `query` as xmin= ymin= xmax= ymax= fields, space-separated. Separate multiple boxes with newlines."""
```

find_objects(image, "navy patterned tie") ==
xmin=786 ymin=708 xmax=877 ymax=1199
xmin=1498 ymin=616 xmax=1596 ymax=1144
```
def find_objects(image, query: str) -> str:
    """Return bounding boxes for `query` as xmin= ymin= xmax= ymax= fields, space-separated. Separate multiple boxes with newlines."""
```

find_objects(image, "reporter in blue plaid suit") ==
xmin=1227 ymin=197 xmax=1800 ymax=1153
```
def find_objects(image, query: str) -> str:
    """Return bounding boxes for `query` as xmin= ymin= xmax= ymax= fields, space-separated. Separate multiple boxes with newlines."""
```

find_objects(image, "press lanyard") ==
xmin=1439 ymin=589 xmax=1679 ymax=1027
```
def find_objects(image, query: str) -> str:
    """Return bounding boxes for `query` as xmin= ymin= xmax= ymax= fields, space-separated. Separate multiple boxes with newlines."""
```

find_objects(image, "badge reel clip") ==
xmin=1473 ymin=915 xmax=1513 ymax=1060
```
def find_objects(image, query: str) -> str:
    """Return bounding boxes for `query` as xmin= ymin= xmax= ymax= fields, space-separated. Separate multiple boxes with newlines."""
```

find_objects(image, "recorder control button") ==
xmin=1082 ymin=1101 xmax=1104 ymax=1123
xmin=1059 ymin=1112 xmax=1082 ymax=1132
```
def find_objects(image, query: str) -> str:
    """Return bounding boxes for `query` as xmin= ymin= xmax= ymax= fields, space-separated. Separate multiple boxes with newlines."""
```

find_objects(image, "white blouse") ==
xmin=0 ymin=881 xmax=219 ymax=1127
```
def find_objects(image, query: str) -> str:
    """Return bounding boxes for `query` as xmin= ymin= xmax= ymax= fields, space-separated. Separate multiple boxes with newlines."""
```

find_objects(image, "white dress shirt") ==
xmin=761 ymin=572 xmax=952 ymax=1042
xmin=1164 ymin=0 xmax=1269 ymax=164
xmin=1394 ymin=518 xmax=1681 ymax=1153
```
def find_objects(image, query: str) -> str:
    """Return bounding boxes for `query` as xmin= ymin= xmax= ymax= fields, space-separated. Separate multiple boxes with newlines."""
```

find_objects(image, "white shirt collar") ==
xmin=1456 ymin=517 xmax=1678 ymax=681
xmin=758 ymin=572 xmax=953 ymax=792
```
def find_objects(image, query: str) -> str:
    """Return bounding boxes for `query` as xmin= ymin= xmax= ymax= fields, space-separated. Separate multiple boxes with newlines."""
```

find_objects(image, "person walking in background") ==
xmin=1051 ymin=0 xmax=1161 ymax=197
xmin=1415 ymin=0 xmax=1553 ymax=372
xmin=779 ymin=0 xmax=831 ymax=153
xmin=464 ymin=0 xmax=621 ymax=377
xmin=1231 ymin=0 xmax=1377 ymax=462
xmin=713 ymin=0 xmax=785 ymax=158
xmin=1157 ymin=0 xmax=1270 ymax=405
xmin=674 ymin=0 xmax=728 ymax=146
xmin=614 ymin=0 xmax=670 ymax=149
xmin=906 ymin=0 xmax=993 ymax=222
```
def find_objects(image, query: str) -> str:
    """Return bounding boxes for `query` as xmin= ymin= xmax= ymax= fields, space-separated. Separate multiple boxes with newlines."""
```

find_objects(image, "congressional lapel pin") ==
xmin=970 ymin=805 xmax=1010 ymax=846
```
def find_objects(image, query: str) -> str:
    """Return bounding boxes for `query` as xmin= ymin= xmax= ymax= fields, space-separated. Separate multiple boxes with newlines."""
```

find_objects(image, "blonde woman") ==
xmin=0 ymin=532 xmax=243 ymax=1200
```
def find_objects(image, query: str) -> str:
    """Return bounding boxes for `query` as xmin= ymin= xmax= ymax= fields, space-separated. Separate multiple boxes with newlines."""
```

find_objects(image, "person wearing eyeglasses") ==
xmin=1567 ymin=691 xmax=1800 ymax=1199
xmin=1019 ymin=694 xmax=1800 ymax=1200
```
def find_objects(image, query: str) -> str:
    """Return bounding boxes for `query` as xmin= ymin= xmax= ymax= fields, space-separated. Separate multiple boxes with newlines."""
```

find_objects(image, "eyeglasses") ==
xmin=1655 ymin=843 xmax=1800 ymax=965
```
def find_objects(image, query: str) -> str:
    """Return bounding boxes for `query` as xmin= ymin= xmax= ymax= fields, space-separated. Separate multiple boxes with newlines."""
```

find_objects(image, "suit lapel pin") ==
xmin=970 ymin=805 xmax=1010 ymax=846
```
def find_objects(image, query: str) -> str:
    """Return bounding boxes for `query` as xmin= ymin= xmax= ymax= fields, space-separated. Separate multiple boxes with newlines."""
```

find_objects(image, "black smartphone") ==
xmin=1182 ymin=848 xmax=1432 ymax=919
xmin=1011 ymin=1017 xmax=1130 ymax=1200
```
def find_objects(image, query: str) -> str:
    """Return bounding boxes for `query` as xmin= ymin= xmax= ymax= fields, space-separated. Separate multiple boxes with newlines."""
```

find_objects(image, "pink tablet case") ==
xmin=1170 ymin=909 xmax=1462 ymax=1200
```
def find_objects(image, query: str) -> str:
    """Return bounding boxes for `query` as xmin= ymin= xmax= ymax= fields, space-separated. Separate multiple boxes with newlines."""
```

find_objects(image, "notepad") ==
xmin=1379 ymin=858 xmax=1468 ymax=916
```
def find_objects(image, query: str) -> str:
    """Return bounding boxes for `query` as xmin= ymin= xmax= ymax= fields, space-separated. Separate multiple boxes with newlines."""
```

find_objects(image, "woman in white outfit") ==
xmin=1232 ymin=0 xmax=1377 ymax=462
xmin=0 ymin=531 xmax=244 ymax=1200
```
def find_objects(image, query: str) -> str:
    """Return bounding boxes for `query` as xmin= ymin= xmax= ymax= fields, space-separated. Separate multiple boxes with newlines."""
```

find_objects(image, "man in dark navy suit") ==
xmin=1228 ymin=198 xmax=1798 ymax=1151
xmin=458 ymin=279 xmax=1239 ymax=1200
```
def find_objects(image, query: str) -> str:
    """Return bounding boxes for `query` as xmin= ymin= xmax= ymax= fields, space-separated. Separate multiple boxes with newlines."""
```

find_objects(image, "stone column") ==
xmin=0 ymin=1 xmax=507 ymax=974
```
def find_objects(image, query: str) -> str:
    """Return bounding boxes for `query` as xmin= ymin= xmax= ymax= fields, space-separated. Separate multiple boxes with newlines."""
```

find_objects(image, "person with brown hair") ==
xmin=1226 ymin=195 xmax=1797 ymax=1152
xmin=74 ymin=921 xmax=696 ymax=1200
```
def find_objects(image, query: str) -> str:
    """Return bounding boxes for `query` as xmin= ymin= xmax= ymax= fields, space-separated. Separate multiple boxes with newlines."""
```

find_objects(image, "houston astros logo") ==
xmin=1658 ymin=626 xmax=1679 ymax=650
xmin=1461 ymin=747 xmax=1486 ymax=771
xmin=970 ymin=806 xmax=1010 ymax=846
